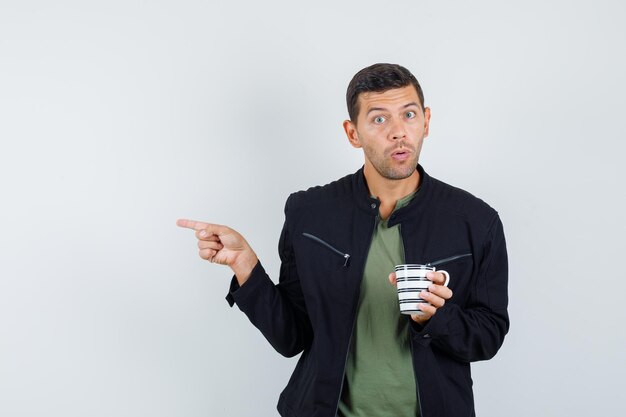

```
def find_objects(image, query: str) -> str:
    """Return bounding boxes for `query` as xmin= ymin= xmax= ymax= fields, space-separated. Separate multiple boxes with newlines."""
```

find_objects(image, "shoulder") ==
xmin=285 ymin=172 xmax=356 ymax=213
xmin=426 ymin=174 xmax=499 ymax=225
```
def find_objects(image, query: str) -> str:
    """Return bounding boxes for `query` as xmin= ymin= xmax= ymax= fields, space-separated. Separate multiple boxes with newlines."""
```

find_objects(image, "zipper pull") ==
xmin=302 ymin=232 xmax=351 ymax=268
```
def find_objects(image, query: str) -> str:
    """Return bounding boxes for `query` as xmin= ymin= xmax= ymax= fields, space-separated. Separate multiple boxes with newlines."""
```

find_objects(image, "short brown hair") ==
xmin=346 ymin=63 xmax=425 ymax=122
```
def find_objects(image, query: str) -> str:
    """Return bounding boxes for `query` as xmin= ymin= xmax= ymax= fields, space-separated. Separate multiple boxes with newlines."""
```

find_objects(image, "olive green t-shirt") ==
xmin=337 ymin=191 xmax=419 ymax=417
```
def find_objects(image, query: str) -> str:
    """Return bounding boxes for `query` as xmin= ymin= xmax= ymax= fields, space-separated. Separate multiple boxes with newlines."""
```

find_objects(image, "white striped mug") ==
xmin=394 ymin=264 xmax=450 ymax=315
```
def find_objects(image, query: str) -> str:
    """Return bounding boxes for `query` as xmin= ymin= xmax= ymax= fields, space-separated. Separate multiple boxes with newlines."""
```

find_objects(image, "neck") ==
xmin=364 ymin=164 xmax=420 ymax=220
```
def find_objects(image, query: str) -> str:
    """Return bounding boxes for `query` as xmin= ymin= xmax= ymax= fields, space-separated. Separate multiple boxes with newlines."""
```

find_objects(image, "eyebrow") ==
xmin=366 ymin=102 xmax=421 ymax=116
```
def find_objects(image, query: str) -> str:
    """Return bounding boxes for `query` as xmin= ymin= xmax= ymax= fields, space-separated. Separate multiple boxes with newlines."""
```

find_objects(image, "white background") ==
xmin=1 ymin=1 xmax=624 ymax=416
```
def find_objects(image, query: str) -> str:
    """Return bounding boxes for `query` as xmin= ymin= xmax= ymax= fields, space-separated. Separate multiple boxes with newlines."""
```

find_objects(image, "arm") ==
xmin=411 ymin=215 xmax=509 ymax=363
xmin=177 ymin=197 xmax=313 ymax=358
xmin=226 ymin=214 xmax=313 ymax=357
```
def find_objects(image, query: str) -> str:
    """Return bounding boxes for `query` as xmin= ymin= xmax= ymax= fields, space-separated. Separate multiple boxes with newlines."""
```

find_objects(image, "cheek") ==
xmin=362 ymin=123 xmax=383 ymax=134
xmin=358 ymin=126 xmax=384 ymax=144
xmin=409 ymin=122 xmax=426 ymax=137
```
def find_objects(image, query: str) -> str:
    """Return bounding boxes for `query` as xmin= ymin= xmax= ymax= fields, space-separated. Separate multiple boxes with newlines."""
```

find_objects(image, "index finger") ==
xmin=176 ymin=218 xmax=210 ymax=231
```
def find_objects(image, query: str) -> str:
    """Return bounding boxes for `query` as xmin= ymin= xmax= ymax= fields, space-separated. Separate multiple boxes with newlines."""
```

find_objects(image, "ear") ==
xmin=343 ymin=119 xmax=362 ymax=148
xmin=423 ymin=107 xmax=431 ymax=138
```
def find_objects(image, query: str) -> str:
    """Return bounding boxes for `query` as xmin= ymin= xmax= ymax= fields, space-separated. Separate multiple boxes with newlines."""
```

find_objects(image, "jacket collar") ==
xmin=352 ymin=163 xmax=431 ymax=220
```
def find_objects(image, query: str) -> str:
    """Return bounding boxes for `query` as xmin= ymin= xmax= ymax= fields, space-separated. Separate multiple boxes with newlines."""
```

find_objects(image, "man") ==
xmin=178 ymin=63 xmax=509 ymax=417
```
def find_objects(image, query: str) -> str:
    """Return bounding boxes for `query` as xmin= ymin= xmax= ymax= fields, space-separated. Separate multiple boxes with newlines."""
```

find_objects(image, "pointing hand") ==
xmin=177 ymin=219 xmax=258 ymax=285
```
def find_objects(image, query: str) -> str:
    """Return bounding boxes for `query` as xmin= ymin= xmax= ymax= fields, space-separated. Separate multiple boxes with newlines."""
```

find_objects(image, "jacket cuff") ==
xmin=225 ymin=261 xmax=267 ymax=307
xmin=409 ymin=303 xmax=456 ymax=343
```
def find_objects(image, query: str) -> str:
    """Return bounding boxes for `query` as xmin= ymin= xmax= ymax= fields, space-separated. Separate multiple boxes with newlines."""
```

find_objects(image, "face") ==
xmin=343 ymin=85 xmax=431 ymax=181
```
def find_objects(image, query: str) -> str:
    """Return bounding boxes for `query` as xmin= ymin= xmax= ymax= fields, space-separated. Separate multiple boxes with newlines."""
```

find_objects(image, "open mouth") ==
xmin=391 ymin=149 xmax=411 ymax=161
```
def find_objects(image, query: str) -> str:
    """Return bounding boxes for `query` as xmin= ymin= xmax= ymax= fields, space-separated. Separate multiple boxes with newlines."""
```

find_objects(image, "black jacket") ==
xmin=226 ymin=165 xmax=509 ymax=417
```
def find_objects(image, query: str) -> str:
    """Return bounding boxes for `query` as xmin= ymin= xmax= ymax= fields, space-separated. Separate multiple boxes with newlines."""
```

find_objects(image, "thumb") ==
xmin=388 ymin=272 xmax=397 ymax=287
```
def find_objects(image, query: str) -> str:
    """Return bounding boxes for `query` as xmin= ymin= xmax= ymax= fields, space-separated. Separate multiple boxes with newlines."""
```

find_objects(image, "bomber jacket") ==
xmin=226 ymin=164 xmax=509 ymax=417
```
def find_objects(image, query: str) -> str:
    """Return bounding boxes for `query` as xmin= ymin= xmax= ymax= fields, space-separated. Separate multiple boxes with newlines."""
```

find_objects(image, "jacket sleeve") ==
xmin=225 ymin=196 xmax=313 ymax=358
xmin=411 ymin=214 xmax=509 ymax=363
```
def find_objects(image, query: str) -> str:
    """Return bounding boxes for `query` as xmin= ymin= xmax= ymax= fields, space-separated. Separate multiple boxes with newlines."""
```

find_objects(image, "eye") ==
xmin=374 ymin=116 xmax=386 ymax=124
xmin=405 ymin=111 xmax=416 ymax=119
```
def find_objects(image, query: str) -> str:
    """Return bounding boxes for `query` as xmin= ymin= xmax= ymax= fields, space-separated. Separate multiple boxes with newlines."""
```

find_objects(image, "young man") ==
xmin=178 ymin=63 xmax=509 ymax=417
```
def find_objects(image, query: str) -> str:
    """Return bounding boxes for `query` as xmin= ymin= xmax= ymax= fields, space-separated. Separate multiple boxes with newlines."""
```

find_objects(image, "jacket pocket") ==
xmin=302 ymin=232 xmax=351 ymax=267
xmin=426 ymin=253 xmax=472 ymax=267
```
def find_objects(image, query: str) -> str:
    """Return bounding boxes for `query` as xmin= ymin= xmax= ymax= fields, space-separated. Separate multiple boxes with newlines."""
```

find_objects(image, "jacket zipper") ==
xmin=426 ymin=253 xmax=472 ymax=267
xmin=333 ymin=216 xmax=378 ymax=416
xmin=302 ymin=232 xmax=351 ymax=267
xmin=399 ymin=224 xmax=425 ymax=417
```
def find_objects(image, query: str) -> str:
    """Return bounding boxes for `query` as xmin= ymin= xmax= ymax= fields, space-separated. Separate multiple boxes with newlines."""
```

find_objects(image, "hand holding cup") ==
xmin=389 ymin=265 xmax=453 ymax=324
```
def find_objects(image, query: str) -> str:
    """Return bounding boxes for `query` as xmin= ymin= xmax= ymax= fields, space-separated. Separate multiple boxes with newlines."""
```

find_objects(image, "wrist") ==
xmin=232 ymin=251 xmax=258 ymax=286
xmin=411 ymin=315 xmax=430 ymax=326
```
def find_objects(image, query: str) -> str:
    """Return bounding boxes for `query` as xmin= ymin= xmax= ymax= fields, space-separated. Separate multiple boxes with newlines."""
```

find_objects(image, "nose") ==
xmin=389 ymin=119 xmax=407 ymax=141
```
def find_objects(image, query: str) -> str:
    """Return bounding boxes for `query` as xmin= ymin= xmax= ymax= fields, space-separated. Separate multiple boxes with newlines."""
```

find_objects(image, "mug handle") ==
xmin=435 ymin=269 xmax=450 ymax=287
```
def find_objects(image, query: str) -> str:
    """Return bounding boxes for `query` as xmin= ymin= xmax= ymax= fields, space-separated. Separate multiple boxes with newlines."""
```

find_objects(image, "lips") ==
xmin=391 ymin=149 xmax=412 ymax=161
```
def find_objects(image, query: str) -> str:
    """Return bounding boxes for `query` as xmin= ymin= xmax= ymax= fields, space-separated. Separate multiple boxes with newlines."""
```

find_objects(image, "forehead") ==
xmin=358 ymin=85 xmax=421 ymax=113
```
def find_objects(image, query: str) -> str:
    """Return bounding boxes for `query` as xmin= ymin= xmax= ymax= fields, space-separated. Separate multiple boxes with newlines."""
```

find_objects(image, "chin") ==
xmin=382 ymin=166 xmax=417 ymax=180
